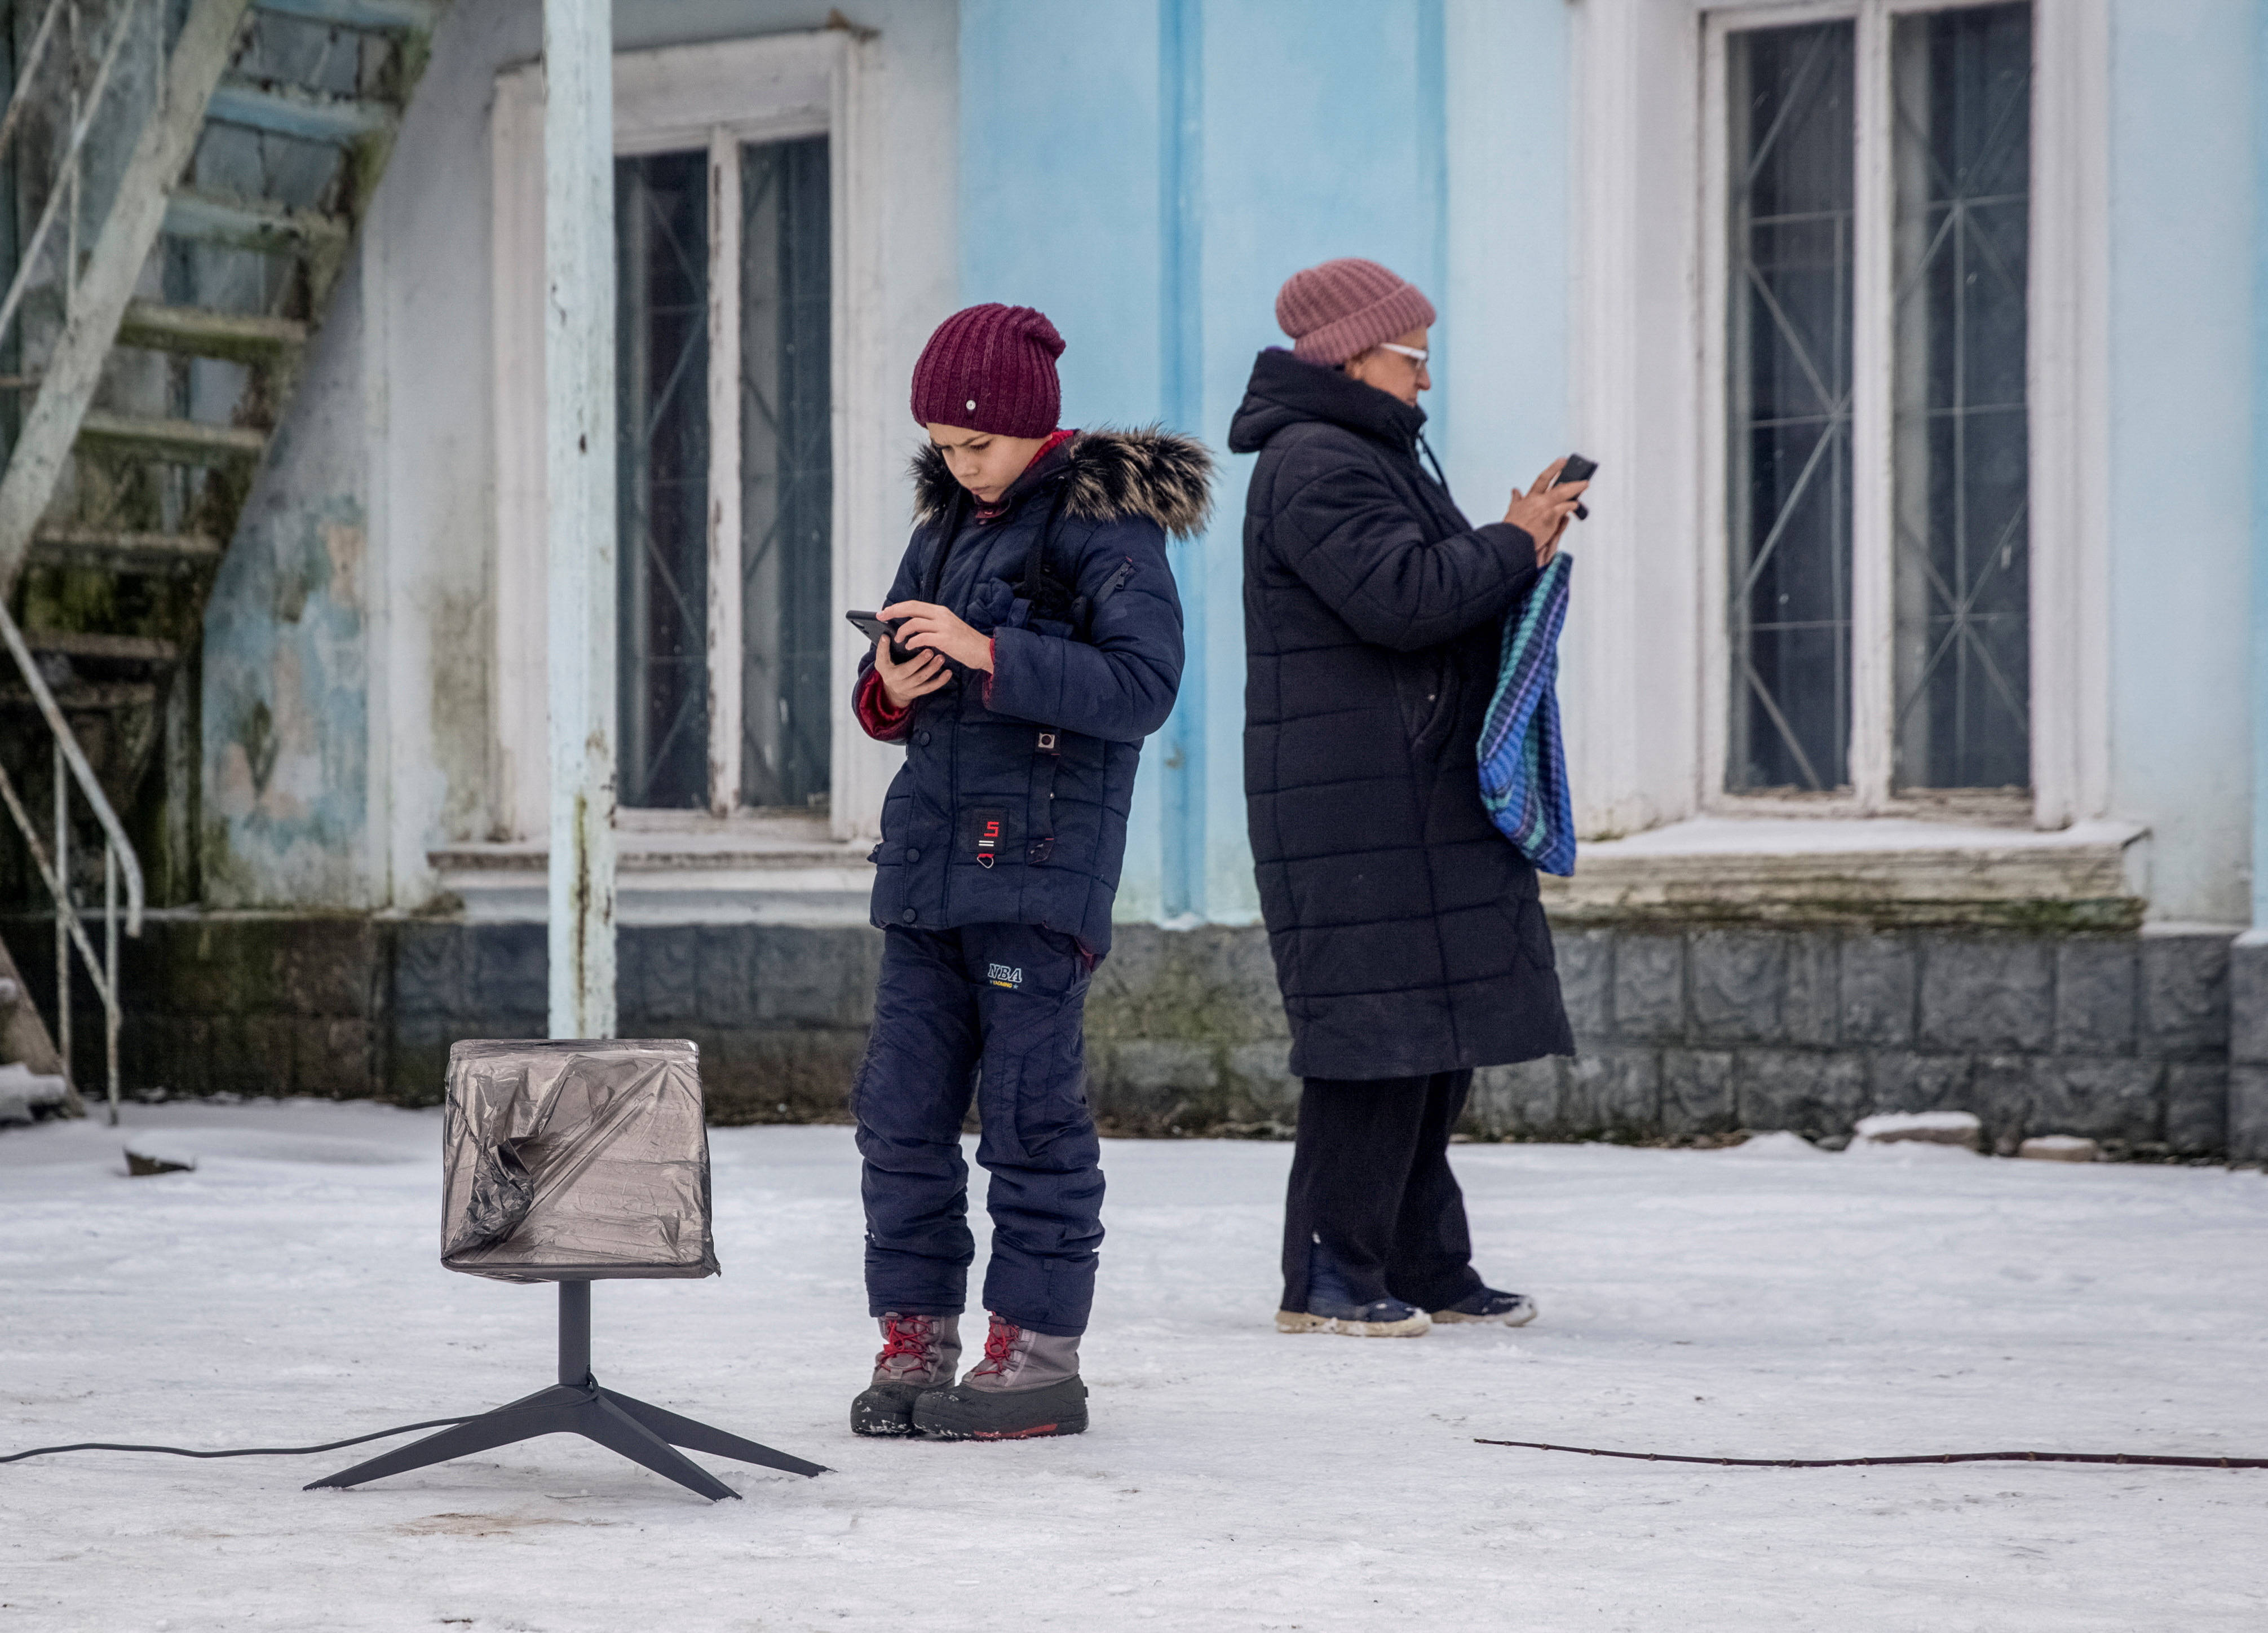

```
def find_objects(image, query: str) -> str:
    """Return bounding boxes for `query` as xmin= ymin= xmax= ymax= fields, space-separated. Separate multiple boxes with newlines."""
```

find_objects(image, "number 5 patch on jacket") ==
xmin=961 ymin=805 xmax=1013 ymax=869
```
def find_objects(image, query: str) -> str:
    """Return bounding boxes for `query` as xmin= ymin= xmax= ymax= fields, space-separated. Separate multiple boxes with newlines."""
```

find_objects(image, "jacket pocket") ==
xmin=1026 ymin=731 xmax=1062 ymax=864
xmin=957 ymin=805 xmax=1020 ymax=869
xmin=1396 ymin=652 xmax=1457 ymax=756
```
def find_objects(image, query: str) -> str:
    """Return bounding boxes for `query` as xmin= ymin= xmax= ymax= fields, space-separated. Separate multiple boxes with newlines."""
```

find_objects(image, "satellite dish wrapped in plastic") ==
xmin=440 ymin=1039 xmax=717 ymax=1281
xmin=309 ymin=1038 xmax=820 ymax=1501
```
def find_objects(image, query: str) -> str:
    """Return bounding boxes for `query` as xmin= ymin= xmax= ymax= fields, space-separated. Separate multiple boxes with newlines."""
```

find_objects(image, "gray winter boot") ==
xmin=851 ymin=1312 xmax=962 ymax=1437
xmin=911 ymin=1313 xmax=1088 ymax=1441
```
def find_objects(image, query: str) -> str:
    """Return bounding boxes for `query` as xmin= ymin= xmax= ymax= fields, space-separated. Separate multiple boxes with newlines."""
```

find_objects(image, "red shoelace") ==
xmin=876 ymin=1314 xmax=934 ymax=1372
xmin=969 ymin=1317 xmax=1021 ymax=1381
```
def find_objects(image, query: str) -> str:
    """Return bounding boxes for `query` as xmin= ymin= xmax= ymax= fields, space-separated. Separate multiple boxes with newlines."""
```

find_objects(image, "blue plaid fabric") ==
xmin=1477 ymin=552 xmax=1575 ymax=877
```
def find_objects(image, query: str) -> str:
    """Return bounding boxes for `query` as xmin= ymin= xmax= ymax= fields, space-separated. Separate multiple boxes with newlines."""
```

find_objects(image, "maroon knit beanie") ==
xmin=1274 ymin=258 xmax=1436 ymax=367
xmin=909 ymin=303 xmax=1064 ymax=436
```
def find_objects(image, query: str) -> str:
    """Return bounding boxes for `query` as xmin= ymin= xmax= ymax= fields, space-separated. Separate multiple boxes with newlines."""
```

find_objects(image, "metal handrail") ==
xmin=0 ymin=0 xmax=73 ymax=167
xmin=0 ymin=0 xmax=143 ymax=351
xmin=0 ymin=0 xmax=157 ymax=1125
xmin=0 ymin=599 xmax=142 ymax=1125
xmin=0 ymin=603 xmax=143 ymax=929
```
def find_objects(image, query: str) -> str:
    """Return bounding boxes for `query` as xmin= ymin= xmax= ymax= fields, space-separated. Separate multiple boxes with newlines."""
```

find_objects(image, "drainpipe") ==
xmin=543 ymin=0 xmax=618 ymax=1040
xmin=1157 ymin=0 xmax=1205 ymax=924
xmin=2233 ymin=3 xmax=2268 ymax=1161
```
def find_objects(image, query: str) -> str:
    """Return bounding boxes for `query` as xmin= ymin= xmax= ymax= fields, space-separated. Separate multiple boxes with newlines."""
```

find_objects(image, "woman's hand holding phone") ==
xmin=1502 ymin=458 xmax=1589 ymax=568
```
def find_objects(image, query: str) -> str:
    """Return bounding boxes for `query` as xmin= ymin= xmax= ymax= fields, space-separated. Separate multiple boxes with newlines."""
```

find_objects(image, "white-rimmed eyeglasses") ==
xmin=1374 ymin=342 xmax=1429 ymax=365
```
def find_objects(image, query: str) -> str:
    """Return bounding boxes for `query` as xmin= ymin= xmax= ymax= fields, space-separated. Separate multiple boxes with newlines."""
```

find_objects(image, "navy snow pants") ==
xmin=853 ymin=923 xmax=1104 ymax=1337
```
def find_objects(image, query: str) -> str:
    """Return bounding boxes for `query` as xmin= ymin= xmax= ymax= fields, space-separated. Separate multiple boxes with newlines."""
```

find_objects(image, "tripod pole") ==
xmin=559 ymin=1279 xmax=592 ymax=1387
xmin=308 ymin=1270 xmax=821 ymax=1497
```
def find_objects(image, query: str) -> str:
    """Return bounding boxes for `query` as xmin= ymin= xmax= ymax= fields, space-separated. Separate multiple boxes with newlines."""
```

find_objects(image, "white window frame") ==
xmin=489 ymin=29 xmax=890 ymax=845
xmin=1567 ymin=0 xmax=2107 ymax=837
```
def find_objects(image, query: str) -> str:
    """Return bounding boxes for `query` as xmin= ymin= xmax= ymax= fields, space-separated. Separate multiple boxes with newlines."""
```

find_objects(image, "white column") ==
xmin=544 ymin=0 xmax=617 ymax=1039
xmin=706 ymin=126 xmax=744 ymax=819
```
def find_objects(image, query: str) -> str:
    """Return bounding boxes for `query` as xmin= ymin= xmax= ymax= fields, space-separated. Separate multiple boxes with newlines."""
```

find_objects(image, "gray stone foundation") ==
xmin=1471 ymin=926 xmax=2230 ymax=1155
xmin=0 ymin=915 xmax=2243 ymax=1154
xmin=2228 ymin=932 xmax=2268 ymax=1162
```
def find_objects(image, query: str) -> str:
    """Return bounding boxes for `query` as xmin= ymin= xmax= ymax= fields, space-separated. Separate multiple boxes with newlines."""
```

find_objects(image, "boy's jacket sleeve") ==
xmin=984 ymin=517 xmax=1184 ymax=743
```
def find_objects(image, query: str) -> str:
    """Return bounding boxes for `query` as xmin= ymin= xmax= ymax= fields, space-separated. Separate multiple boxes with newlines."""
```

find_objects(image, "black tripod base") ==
xmin=306 ymin=1382 xmax=828 ymax=1502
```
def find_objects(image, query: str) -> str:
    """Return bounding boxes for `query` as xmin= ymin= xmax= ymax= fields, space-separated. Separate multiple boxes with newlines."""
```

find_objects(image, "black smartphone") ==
xmin=1555 ymin=453 xmax=1597 ymax=521
xmin=846 ymin=610 xmax=915 ymax=665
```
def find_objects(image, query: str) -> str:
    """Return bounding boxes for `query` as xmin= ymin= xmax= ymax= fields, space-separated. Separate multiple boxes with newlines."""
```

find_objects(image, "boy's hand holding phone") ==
xmin=853 ymin=599 xmax=992 ymax=712
xmin=874 ymin=636 xmax=950 ymax=711
xmin=881 ymin=600 xmax=994 ymax=674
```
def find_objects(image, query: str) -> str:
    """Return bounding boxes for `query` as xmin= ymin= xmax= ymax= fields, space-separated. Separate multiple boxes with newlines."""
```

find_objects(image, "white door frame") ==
xmin=489 ymin=28 xmax=889 ymax=845
xmin=1571 ymin=0 xmax=2107 ymax=833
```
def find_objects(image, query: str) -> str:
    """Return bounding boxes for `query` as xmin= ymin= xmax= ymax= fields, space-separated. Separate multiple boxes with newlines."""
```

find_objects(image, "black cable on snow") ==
xmin=1476 ymin=1438 xmax=2268 ymax=1470
xmin=2 ymin=1415 xmax=480 ymax=1465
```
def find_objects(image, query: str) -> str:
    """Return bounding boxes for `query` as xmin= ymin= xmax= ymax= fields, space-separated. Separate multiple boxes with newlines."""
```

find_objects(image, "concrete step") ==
xmin=116 ymin=301 xmax=307 ymax=365
xmin=163 ymin=187 xmax=350 ymax=260
xmin=78 ymin=410 xmax=267 ymax=467
xmin=26 ymin=527 xmax=224 ymax=574
xmin=0 ymin=678 xmax=161 ymax=711
xmin=19 ymin=631 xmax=181 ymax=668
xmin=431 ymin=820 xmax=881 ymax=926
xmin=253 ymin=0 xmax=442 ymax=33
xmin=206 ymin=77 xmax=398 ymax=145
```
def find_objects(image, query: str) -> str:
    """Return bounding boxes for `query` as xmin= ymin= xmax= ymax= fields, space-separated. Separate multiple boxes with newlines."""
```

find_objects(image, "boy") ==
xmin=848 ymin=304 xmax=1210 ymax=1440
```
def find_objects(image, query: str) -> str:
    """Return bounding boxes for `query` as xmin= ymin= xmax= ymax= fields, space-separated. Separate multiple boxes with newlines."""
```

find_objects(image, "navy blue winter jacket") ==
xmin=859 ymin=429 xmax=1211 ymax=953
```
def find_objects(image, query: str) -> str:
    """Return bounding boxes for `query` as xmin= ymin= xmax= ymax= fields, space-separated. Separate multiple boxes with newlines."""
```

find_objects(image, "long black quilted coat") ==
xmin=1230 ymin=348 xmax=1574 ymax=1080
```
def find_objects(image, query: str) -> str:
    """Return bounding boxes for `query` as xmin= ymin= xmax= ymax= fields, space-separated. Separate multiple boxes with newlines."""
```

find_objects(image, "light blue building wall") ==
xmin=194 ymin=0 xmax=2265 ymax=933
xmin=961 ymin=0 xmax=1568 ymax=924
xmin=966 ymin=0 xmax=2263 ymax=931
xmin=2249 ymin=0 xmax=2267 ymax=930
xmin=2110 ymin=0 xmax=2258 ymax=926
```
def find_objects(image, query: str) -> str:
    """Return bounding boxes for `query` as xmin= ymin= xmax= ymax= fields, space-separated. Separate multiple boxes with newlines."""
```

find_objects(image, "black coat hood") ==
xmin=1227 ymin=347 xmax=1426 ymax=458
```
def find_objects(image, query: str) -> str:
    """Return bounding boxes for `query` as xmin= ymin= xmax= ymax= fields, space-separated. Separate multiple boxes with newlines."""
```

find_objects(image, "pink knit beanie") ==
xmin=909 ymin=303 xmax=1064 ymax=436
xmin=1274 ymin=258 xmax=1436 ymax=366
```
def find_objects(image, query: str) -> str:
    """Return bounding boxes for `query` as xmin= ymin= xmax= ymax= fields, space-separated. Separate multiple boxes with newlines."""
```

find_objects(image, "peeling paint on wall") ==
xmin=202 ymin=498 xmax=371 ymax=907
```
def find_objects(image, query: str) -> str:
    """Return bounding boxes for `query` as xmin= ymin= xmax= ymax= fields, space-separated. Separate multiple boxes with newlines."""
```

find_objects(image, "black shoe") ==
xmin=851 ymin=1313 xmax=961 ymax=1437
xmin=1431 ymin=1287 xmax=1538 ymax=1327
xmin=1277 ymin=1241 xmax=1431 ymax=1335
xmin=912 ymin=1375 xmax=1089 ymax=1441
xmin=1274 ymin=1297 xmax=1430 ymax=1336
xmin=851 ymin=1380 xmax=929 ymax=1437
xmin=910 ymin=1317 xmax=1089 ymax=1441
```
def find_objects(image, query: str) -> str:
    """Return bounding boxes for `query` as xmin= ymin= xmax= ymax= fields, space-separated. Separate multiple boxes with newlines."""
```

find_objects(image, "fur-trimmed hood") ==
xmin=910 ymin=426 xmax=1214 ymax=539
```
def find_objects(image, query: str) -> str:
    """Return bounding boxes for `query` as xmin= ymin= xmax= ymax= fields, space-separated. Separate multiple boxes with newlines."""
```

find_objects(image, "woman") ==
xmin=847 ymin=302 xmax=1210 ymax=1438
xmin=1230 ymin=258 xmax=1584 ymax=1338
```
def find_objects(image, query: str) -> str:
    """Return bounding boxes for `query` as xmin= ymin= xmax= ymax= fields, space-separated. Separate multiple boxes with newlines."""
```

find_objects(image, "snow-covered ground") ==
xmin=4 ymin=1104 xmax=2266 ymax=1632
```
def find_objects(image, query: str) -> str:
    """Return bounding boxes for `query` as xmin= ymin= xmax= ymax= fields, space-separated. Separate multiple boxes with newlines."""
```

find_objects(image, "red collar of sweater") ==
xmin=972 ymin=428 xmax=1077 ymax=523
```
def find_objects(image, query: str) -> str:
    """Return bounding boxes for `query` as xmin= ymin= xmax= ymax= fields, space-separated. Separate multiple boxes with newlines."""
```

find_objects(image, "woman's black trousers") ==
xmin=1280 ymin=1069 xmax=1488 ymax=1314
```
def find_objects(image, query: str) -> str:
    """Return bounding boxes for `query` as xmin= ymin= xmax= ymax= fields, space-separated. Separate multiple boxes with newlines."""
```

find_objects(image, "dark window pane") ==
xmin=1726 ymin=21 xmax=1855 ymax=792
xmin=616 ymin=149 xmax=710 ymax=809
xmin=740 ymin=136 xmax=833 ymax=810
xmin=1891 ymin=3 xmax=2032 ymax=791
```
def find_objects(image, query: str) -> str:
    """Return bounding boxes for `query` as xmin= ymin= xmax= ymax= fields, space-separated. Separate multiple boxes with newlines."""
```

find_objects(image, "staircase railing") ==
xmin=0 ymin=601 xmax=143 ymax=1126
xmin=0 ymin=0 xmax=144 ymax=353
xmin=0 ymin=0 xmax=165 ymax=1124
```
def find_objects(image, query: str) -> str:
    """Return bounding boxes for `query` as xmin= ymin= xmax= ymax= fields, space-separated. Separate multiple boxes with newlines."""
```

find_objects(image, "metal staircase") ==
xmin=0 ymin=0 xmax=445 ymax=1121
